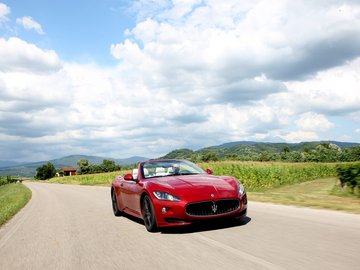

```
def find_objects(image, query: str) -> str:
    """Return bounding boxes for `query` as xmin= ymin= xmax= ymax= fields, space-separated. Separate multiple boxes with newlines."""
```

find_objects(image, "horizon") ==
xmin=1 ymin=1 xmax=360 ymax=162
xmin=1 ymin=139 xmax=359 ymax=164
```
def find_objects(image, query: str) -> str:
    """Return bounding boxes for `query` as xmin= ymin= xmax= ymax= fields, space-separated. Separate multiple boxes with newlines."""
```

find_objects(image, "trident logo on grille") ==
xmin=211 ymin=202 xmax=217 ymax=213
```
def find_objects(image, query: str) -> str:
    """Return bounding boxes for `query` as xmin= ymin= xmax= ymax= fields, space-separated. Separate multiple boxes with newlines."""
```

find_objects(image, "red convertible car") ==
xmin=111 ymin=159 xmax=247 ymax=232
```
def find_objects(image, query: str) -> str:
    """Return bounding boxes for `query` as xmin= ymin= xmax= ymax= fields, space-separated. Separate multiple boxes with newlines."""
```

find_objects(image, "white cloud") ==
xmin=0 ymin=3 xmax=10 ymax=23
xmin=118 ymin=0 xmax=360 ymax=80
xmin=285 ymin=57 xmax=360 ymax=116
xmin=111 ymin=0 xmax=360 ymax=112
xmin=296 ymin=112 xmax=335 ymax=131
xmin=279 ymin=131 xmax=319 ymax=143
xmin=16 ymin=16 xmax=44 ymax=34
xmin=0 ymin=37 xmax=61 ymax=73
xmin=2 ymin=1 xmax=360 ymax=161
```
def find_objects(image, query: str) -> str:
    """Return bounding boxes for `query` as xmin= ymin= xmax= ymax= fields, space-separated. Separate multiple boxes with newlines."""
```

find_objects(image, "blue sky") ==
xmin=0 ymin=0 xmax=360 ymax=162
xmin=1 ymin=0 xmax=134 ymax=64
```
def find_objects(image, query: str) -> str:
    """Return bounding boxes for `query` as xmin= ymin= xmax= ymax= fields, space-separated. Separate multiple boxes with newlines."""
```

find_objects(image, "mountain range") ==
xmin=161 ymin=140 xmax=360 ymax=159
xmin=1 ymin=140 xmax=359 ymax=177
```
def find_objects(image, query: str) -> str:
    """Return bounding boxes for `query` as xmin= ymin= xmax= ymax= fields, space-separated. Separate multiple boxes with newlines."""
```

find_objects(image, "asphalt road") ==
xmin=0 ymin=182 xmax=359 ymax=270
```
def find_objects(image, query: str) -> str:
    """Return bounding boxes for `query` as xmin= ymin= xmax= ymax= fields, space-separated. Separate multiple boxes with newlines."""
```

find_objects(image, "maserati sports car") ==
xmin=111 ymin=159 xmax=247 ymax=232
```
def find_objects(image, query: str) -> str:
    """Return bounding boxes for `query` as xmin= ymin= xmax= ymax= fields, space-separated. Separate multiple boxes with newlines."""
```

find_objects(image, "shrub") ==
xmin=0 ymin=176 xmax=19 ymax=186
xmin=336 ymin=163 xmax=360 ymax=194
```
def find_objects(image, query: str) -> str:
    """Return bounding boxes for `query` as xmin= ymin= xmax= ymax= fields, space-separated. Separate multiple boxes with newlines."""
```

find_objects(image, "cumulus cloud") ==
xmin=279 ymin=131 xmax=319 ymax=143
xmin=0 ymin=3 xmax=10 ymax=23
xmin=117 ymin=0 xmax=360 ymax=82
xmin=111 ymin=0 xmax=360 ymax=114
xmin=0 ymin=37 xmax=62 ymax=73
xmin=1 ymin=0 xmax=360 ymax=161
xmin=284 ymin=57 xmax=360 ymax=116
xmin=16 ymin=16 xmax=45 ymax=34
xmin=296 ymin=112 xmax=335 ymax=132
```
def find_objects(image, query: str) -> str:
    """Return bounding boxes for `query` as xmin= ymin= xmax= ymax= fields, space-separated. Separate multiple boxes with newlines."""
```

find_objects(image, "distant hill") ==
xmin=209 ymin=141 xmax=261 ymax=148
xmin=161 ymin=140 xmax=360 ymax=160
xmin=0 ymin=160 xmax=24 ymax=168
xmin=209 ymin=141 xmax=360 ymax=149
xmin=0 ymin=155 xmax=149 ymax=177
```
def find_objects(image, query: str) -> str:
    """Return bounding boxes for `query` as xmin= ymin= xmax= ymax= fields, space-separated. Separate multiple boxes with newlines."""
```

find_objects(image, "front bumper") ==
xmin=152 ymin=193 xmax=248 ymax=228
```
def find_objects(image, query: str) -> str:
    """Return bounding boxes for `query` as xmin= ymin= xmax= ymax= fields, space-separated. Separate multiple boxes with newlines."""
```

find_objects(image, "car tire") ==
xmin=111 ymin=189 xmax=122 ymax=216
xmin=142 ymin=195 xmax=157 ymax=232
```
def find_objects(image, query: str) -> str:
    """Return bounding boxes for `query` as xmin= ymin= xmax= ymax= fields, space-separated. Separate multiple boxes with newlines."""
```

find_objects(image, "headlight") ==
xmin=238 ymin=183 xmax=245 ymax=196
xmin=153 ymin=191 xmax=181 ymax=202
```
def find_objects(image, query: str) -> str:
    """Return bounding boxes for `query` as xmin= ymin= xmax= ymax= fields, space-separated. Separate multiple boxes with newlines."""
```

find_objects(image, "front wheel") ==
xmin=111 ymin=189 xmax=122 ymax=216
xmin=142 ymin=195 xmax=157 ymax=232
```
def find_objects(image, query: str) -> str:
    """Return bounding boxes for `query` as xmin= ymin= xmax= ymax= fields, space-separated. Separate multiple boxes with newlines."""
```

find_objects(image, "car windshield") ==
xmin=141 ymin=160 xmax=205 ymax=179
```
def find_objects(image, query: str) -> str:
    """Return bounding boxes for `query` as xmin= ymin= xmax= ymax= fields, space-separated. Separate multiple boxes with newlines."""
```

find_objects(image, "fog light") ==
xmin=162 ymin=207 xmax=168 ymax=213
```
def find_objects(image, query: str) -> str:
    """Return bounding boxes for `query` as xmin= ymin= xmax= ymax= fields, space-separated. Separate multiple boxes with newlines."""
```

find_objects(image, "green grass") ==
xmin=248 ymin=177 xmax=360 ymax=214
xmin=0 ymin=184 xmax=32 ymax=226
xmin=47 ymin=169 xmax=131 ymax=186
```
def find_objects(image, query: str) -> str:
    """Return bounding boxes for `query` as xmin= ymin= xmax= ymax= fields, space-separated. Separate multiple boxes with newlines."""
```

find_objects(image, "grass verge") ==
xmin=0 ymin=184 xmax=32 ymax=226
xmin=248 ymin=177 xmax=360 ymax=214
xmin=47 ymin=169 xmax=131 ymax=186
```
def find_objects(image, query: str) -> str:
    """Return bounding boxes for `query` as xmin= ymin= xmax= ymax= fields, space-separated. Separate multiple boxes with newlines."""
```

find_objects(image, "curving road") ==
xmin=0 ymin=182 xmax=359 ymax=270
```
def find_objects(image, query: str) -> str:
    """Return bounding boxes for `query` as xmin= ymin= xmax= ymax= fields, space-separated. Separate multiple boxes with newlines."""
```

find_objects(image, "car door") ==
xmin=113 ymin=177 xmax=127 ymax=211
xmin=123 ymin=181 xmax=142 ymax=216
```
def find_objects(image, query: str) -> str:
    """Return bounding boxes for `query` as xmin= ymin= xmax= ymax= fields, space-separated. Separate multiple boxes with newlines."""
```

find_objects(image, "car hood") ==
xmin=149 ymin=174 xmax=239 ymax=201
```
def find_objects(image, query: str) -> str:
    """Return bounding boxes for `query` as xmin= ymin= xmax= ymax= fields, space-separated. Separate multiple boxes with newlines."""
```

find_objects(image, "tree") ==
xmin=77 ymin=159 xmax=90 ymax=174
xmin=101 ymin=159 xmax=118 ymax=172
xmin=35 ymin=162 xmax=57 ymax=180
xmin=258 ymin=151 xmax=271 ymax=162
xmin=201 ymin=152 xmax=219 ymax=162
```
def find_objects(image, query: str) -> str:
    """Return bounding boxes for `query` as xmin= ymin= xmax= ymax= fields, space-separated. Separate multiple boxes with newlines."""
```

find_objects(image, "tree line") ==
xmin=171 ymin=143 xmax=360 ymax=163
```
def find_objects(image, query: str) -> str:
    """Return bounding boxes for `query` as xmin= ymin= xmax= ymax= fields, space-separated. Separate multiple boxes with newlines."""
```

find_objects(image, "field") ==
xmin=197 ymin=161 xmax=337 ymax=191
xmin=0 ymin=184 xmax=32 ymax=226
xmin=46 ymin=161 xmax=338 ymax=190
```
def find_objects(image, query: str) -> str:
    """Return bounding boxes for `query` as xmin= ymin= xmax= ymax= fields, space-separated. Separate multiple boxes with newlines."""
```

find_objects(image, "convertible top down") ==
xmin=111 ymin=159 xmax=247 ymax=232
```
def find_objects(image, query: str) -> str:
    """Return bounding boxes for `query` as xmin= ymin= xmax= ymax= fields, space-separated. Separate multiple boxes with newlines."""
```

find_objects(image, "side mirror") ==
xmin=206 ymin=169 xmax=213 ymax=175
xmin=123 ymin=173 xmax=134 ymax=181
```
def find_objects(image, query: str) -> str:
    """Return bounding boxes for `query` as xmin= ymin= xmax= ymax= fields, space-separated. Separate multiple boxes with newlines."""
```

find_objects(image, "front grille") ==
xmin=186 ymin=199 xmax=240 ymax=216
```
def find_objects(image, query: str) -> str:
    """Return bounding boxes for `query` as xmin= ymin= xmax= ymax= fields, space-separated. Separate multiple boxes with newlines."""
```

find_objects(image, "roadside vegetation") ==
xmin=249 ymin=177 xmax=360 ymax=214
xmin=0 ymin=176 xmax=23 ymax=186
xmin=336 ymin=163 xmax=360 ymax=196
xmin=0 ymin=183 xmax=31 ymax=226
xmin=48 ymin=169 xmax=131 ymax=185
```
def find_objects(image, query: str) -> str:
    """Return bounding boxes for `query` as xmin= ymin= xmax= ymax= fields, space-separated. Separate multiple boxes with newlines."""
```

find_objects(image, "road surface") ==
xmin=0 ymin=182 xmax=359 ymax=270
